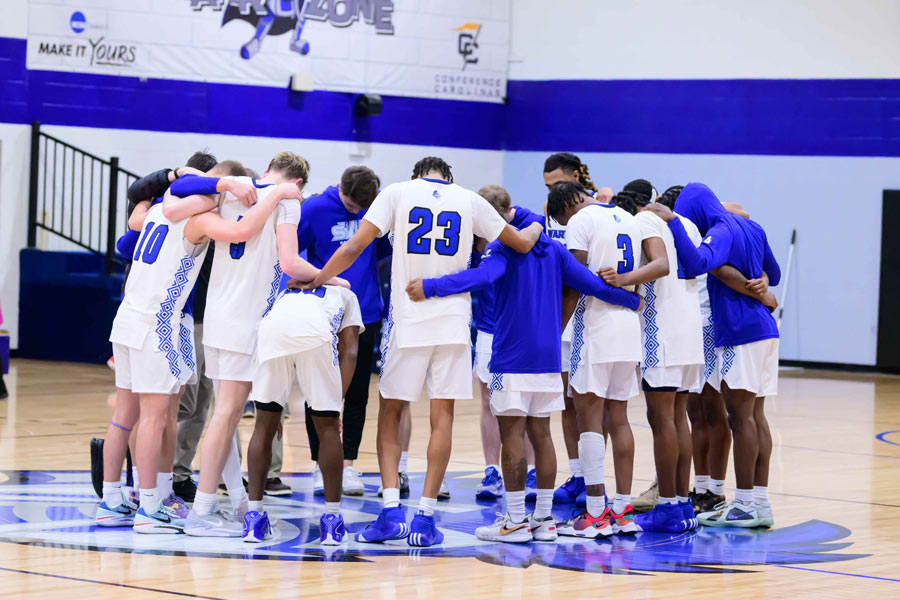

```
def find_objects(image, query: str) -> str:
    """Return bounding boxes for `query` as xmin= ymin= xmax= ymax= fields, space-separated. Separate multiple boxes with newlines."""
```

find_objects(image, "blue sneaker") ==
xmin=133 ymin=504 xmax=185 ymax=534
xmin=553 ymin=476 xmax=585 ymax=504
xmin=96 ymin=493 xmax=138 ymax=527
xmin=476 ymin=466 xmax=504 ymax=500
xmin=320 ymin=513 xmax=347 ymax=546
xmin=242 ymin=510 xmax=274 ymax=543
xmin=679 ymin=500 xmax=698 ymax=530
xmin=356 ymin=506 xmax=409 ymax=543
xmin=525 ymin=468 xmax=537 ymax=503
xmin=635 ymin=502 xmax=688 ymax=533
xmin=408 ymin=512 xmax=444 ymax=547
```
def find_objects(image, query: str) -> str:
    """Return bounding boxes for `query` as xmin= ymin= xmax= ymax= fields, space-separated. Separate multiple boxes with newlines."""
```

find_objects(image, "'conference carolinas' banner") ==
xmin=26 ymin=0 xmax=509 ymax=103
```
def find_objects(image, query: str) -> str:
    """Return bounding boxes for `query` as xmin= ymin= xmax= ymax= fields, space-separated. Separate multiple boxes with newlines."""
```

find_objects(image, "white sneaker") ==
xmin=342 ymin=467 xmax=365 ymax=496
xmin=754 ymin=502 xmax=774 ymax=528
xmin=438 ymin=478 xmax=450 ymax=500
xmin=377 ymin=472 xmax=409 ymax=497
xmin=698 ymin=499 xmax=759 ymax=528
xmin=312 ymin=464 xmax=324 ymax=497
xmin=475 ymin=513 xmax=532 ymax=543
xmin=184 ymin=505 xmax=243 ymax=537
xmin=528 ymin=514 xmax=558 ymax=541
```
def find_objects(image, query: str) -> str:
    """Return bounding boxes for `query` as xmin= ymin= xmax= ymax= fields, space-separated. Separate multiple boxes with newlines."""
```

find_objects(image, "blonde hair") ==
xmin=267 ymin=151 xmax=309 ymax=182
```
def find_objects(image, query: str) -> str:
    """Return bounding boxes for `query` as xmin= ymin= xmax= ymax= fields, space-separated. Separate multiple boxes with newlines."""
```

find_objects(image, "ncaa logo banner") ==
xmin=25 ymin=0 xmax=509 ymax=103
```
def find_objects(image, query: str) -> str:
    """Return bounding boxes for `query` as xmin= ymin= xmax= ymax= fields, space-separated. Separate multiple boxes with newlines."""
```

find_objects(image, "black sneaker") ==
xmin=0 ymin=374 xmax=8 ymax=400
xmin=693 ymin=489 xmax=726 ymax=514
xmin=173 ymin=478 xmax=197 ymax=504
xmin=218 ymin=477 xmax=249 ymax=495
xmin=264 ymin=477 xmax=292 ymax=497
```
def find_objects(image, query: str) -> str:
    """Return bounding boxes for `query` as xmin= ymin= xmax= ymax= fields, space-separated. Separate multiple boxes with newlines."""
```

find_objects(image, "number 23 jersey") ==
xmin=363 ymin=178 xmax=506 ymax=348
xmin=565 ymin=203 xmax=642 ymax=363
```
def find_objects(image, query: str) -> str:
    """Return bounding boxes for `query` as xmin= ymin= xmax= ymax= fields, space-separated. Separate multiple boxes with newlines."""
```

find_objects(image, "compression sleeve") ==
xmin=423 ymin=248 xmax=507 ymax=298
xmin=668 ymin=217 xmax=732 ymax=277
xmin=168 ymin=174 xmax=219 ymax=197
xmin=127 ymin=168 xmax=172 ymax=204
xmin=762 ymin=238 xmax=782 ymax=286
xmin=116 ymin=229 xmax=140 ymax=260
xmin=559 ymin=247 xmax=640 ymax=310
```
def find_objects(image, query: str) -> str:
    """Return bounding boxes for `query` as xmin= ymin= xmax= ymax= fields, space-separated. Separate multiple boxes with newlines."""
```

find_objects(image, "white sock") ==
xmin=383 ymin=487 xmax=400 ymax=508
xmin=222 ymin=437 xmax=245 ymax=497
xmin=139 ymin=488 xmax=160 ymax=514
xmin=753 ymin=485 xmax=770 ymax=507
xmin=102 ymin=481 xmax=122 ymax=507
xmin=398 ymin=451 xmax=408 ymax=474
xmin=578 ymin=432 xmax=605 ymax=517
xmin=248 ymin=500 xmax=264 ymax=513
xmin=569 ymin=458 xmax=583 ymax=478
xmin=418 ymin=496 xmax=437 ymax=517
xmin=694 ymin=475 xmax=710 ymax=493
xmin=325 ymin=501 xmax=341 ymax=515
xmin=156 ymin=472 xmax=173 ymax=499
xmin=659 ymin=496 xmax=677 ymax=505
xmin=505 ymin=490 xmax=526 ymax=523
xmin=586 ymin=494 xmax=606 ymax=518
xmin=193 ymin=491 xmax=218 ymax=516
xmin=710 ymin=478 xmax=725 ymax=495
xmin=527 ymin=464 xmax=535 ymax=474
xmin=735 ymin=488 xmax=754 ymax=505
xmin=131 ymin=466 xmax=140 ymax=488
xmin=534 ymin=489 xmax=553 ymax=520
xmin=612 ymin=493 xmax=631 ymax=514
xmin=487 ymin=464 xmax=501 ymax=473
xmin=676 ymin=495 xmax=689 ymax=504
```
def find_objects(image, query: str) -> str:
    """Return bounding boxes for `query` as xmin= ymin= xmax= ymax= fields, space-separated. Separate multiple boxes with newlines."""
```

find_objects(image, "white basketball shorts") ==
xmin=489 ymin=372 xmax=564 ymax=418
xmin=709 ymin=338 xmax=779 ymax=397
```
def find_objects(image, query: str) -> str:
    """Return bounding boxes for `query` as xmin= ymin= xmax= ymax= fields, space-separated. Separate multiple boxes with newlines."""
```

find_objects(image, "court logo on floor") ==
xmin=0 ymin=471 xmax=868 ymax=575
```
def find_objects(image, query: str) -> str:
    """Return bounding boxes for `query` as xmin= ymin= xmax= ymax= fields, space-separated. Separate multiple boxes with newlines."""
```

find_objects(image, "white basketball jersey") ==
xmin=257 ymin=285 xmax=364 ymax=363
xmin=635 ymin=211 xmax=704 ymax=368
xmin=364 ymin=178 xmax=507 ymax=348
xmin=202 ymin=179 xmax=296 ymax=354
xmin=565 ymin=203 xmax=642 ymax=363
xmin=110 ymin=203 xmax=208 ymax=371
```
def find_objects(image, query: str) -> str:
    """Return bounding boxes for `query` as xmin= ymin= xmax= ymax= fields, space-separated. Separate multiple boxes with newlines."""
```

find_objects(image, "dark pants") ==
xmin=305 ymin=320 xmax=380 ymax=462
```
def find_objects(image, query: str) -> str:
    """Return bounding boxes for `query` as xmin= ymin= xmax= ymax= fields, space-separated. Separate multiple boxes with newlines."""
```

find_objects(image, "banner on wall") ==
xmin=26 ymin=0 xmax=509 ymax=103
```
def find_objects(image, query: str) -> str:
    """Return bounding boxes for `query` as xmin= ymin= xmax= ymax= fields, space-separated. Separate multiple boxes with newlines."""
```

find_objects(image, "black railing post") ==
xmin=106 ymin=156 xmax=119 ymax=275
xmin=27 ymin=121 xmax=41 ymax=247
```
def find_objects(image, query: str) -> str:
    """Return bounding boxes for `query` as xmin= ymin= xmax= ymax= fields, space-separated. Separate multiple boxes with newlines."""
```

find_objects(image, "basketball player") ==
xmin=471 ymin=185 xmax=545 ymax=501
xmin=108 ymin=160 xmax=282 ymax=533
xmin=243 ymin=283 xmax=362 ymax=545
xmin=407 ymin=219 xmax=640 ymax=543
xmin=601 ymin=190 xmax=705 ymax=532
xmin=645 ymin=183 xmax=780 ymax=528
xmin=541 ymin=153 xmax=613 ymax=505
xmin=167 ymin=152 xmax=327 ymax=536
xmin=546 ymin=182 xmax=643 ymax=538
xmin=302 ymin=157 xmax=543 ymax=546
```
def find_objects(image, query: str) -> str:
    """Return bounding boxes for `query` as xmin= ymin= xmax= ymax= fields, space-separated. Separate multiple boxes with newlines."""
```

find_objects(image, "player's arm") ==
xmin=127 ymin=200 xmax=153 ymax=231
xmin=723 ymin=201 xmax=749 ymax=219
xmin=337 ymin=326 xmax=360 ymax=397
xmin=116 ymin=229 xmax=140 ymax=259
xmin=711 ymin=265 xmax=778 ymax=311
xmin=306 ymin=221 xmax=380 ymax=289
xmin=561 ymin=284 xmax=579 ymax=330
xmin=497 ymin=222 xmax=543 ymax=254
xmin=600 ymin=237 xmax=668 ymax=288
xmin=168 ymin=175 xmax=259 ymax=209
xmin=560 ymin=246 xmax=641 ymax=310
xmin=408 ymin=248 xmax=508 ymax=302
xmin=643 ymin=203 xmax=731 ymax=276
xmin=762 ymin=237 xmax=782 ymax=286
xmin=184 ymin=183 xmax=298 ymax=244
xmin=127 ymin=166 xmax=204 ymax=205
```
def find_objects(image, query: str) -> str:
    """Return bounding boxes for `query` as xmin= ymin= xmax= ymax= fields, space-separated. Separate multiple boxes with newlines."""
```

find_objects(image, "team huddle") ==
xmin=96 ymin=149 xmax=781 ymax=547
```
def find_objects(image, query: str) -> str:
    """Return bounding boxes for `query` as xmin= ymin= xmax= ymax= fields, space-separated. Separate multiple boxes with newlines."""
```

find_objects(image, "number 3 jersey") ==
xmin=202 ymin=178 xmax=302 ymax=354
xmin=565 ymin=202 xmax=643 ymax=363
xmin=110 ymin=203 xmax=209 ymax=351
xmin=363 ymin=178 xmax=507 ymax=348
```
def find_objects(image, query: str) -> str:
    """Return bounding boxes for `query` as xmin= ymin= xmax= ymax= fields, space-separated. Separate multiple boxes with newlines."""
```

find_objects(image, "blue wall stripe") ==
xmin=3 ymin=37 xmax=900 ymax=157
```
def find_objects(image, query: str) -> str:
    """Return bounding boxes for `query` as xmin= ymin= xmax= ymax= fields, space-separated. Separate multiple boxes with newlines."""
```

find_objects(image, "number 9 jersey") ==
xmin=363 ymin=178 xmax=507 ymax=348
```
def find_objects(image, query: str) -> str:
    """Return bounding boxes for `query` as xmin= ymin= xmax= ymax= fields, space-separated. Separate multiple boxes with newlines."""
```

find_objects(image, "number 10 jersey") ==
xmin=363 ymin=178 xmax=507 ymax=348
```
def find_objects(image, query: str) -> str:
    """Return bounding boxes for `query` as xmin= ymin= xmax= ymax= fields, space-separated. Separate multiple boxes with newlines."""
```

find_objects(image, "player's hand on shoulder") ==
xmin=223 ymin=178 xmax=258 ymax=207
xmin=525 ymin=221 xmax=543 ymax=239
xmin=327 ymin=276 xmax=351 ymax=290
xmin=406 ymin=279 xmax=426 ymax=302
xmin=644 ymin=202 xmax=675 ymax=222
xmin=599 ymin=267 xmax=620 ymax=287
xmin=286 ymin=278 xmax=315 ymax=291
xmin=275 ymin=181 xmax=303 ymax=201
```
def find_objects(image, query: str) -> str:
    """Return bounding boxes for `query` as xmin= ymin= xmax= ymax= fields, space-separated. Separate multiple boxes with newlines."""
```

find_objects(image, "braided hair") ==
xmin=622 ymin=179 xmax=657 ymax=205
xmin=543 ymin=152 xmax=598 ymax=193
xmin=658 ymin=185 xmax=684 ymax=210
xmin=412 ymin=156 xmax=453 ymax=182
xmin=546 ymin=180 xmax=588 ymax=221
xmin=610 ymin=190 xmax=649 ymax=216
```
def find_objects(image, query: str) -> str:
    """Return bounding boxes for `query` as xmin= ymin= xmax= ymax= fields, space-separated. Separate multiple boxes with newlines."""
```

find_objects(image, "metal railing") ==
xmin=27 ymin=121 xmax=139 ymax=275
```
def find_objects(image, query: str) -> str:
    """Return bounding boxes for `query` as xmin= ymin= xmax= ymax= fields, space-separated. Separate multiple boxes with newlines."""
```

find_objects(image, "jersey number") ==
xmin=133 ymin=222 xmax=168 ymax=265
xmin=230 ymin=216 xmax=245 ymax=259
xmin=407 ymin=208 xmax=461 ymax=256
xmin=616 ymin=233 xmax=634 ymax=274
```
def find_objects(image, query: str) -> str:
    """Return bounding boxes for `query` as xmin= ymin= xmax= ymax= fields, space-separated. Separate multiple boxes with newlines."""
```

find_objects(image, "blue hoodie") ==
xmin=471 ymin=205 xmax=546 ymax=334
xmin=423 ymin=233 xmax=639 ymax=374
xmin=668 ymin=183 xmax=781 ymax=347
